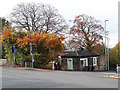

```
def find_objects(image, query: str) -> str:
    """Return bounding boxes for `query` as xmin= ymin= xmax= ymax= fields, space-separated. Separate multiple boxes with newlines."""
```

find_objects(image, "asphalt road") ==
xmin=1 ymin=67 xmax=118 ymax=88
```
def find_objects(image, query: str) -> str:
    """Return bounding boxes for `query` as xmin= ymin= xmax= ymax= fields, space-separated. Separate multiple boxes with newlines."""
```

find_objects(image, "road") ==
xmin=1 ymin=67 xmax=118 ymax=88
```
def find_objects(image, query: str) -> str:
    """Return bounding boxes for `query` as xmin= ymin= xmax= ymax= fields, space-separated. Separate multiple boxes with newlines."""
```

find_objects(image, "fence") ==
xmin=25 ymin=62 xmax=32 ymax=69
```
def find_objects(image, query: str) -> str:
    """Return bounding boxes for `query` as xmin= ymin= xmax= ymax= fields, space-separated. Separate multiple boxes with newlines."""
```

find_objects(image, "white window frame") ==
xmin=80 ymin=58 xmax=88 ymax=66
xmin=93 ymin=57 xmax=97 ymax=66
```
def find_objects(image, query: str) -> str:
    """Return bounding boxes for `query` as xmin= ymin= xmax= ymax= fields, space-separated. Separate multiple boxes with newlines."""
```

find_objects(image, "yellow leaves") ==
xmin=2 ymin=26 xmax=16 ymax=44
xmin=49 ymin=32 xmax=55 ymax=38
xmin=24 ymin=48 xmax=27 ymax=51
xmin=17 ymin=28 xmax=22 ymax=32
xmin=33 ymin=32 xmax=36 ymax=35
xmin=11 ymin=27 xmax=14 ymax=32
xmin=116 ymin=50 xmax=118 ymax=53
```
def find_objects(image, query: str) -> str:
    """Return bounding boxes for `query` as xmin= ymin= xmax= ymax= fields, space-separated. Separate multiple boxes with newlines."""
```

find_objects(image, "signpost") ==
xmin=13 ymin=46 xmax=15 ymax=62
xmin=30 ymin=43 xmax=33 ymax=69
xmin=12 ymin=46 xmax=16 ymax=66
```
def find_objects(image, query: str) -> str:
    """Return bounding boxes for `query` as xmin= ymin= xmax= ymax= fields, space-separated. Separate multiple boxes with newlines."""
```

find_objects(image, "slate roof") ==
xmin=61 ymin=50 xmax=100 ymax=58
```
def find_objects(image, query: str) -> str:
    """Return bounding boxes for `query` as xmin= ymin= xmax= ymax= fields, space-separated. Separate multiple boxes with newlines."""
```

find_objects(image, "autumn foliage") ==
xmin=69 ymin=14 xmax=104 ymax=51
xmin=109 ymin=42 xmax=120 ymax=70
xmin=2 ymin=26 xmax=65 ymax=67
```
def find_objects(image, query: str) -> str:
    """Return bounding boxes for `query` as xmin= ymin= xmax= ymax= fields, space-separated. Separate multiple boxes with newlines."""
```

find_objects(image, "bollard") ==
xmin=116 ymin=64 xmax=120 ymax=76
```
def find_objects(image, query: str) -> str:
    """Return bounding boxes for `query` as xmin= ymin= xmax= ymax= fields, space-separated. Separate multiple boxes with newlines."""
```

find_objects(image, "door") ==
xmin=68 ymin=58 xmax=73 ymax=70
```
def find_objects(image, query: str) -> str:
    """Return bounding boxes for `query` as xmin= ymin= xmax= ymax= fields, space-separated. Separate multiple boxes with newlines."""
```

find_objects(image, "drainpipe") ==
xmin=98 ymin=56 xmax=100 ymax=71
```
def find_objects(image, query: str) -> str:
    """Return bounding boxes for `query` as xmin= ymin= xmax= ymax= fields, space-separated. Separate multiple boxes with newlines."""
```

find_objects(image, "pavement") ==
xmin=104 ymin=72 xmax=120 ymax=79
xmin=1 ymin=66 xmax=119 ymax=88
xmin=1 ymin=65 xmax=53 ymax=71
xmin=2 ymin=65 xmax=120 ymax=79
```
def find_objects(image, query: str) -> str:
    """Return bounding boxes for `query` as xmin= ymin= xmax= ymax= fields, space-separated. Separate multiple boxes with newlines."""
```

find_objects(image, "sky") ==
xmin=0 ymin=0 xmax=119 ymax=48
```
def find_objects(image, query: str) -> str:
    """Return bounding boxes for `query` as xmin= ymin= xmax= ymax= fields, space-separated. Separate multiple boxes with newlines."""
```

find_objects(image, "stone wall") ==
xmin=99 ymin=55 xmax=106 ymax=71
xmin=0 ymin=59 xmax=7 ymax=65
xmin=60 ymin=58 xmax=68 ymax=70
xmin=94 ymin=56 xmax=106 ymax=71
xmin=73 ymin=58 xmax=80 ymax=70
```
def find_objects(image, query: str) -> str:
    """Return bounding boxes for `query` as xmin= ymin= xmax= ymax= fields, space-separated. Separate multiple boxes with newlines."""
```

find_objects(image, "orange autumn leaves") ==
xmin=2 ymin=26 xmax=65 ymax=55
xmin=16 ymin=31 xmax=65 ymax=52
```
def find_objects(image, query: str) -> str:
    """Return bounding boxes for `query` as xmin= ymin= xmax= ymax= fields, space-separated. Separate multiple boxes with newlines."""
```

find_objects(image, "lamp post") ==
xmin=107 ymin=37 xmax=109 ymax=71
xmin=105 ymin=20 xmax=108 ymax=71
xmin=119 ymin=44 xmax=120 ymax=56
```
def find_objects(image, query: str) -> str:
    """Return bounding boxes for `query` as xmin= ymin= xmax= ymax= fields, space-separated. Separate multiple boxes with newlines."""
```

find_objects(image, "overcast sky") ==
xmin=0 ymin=0 xmax=119 ymax=48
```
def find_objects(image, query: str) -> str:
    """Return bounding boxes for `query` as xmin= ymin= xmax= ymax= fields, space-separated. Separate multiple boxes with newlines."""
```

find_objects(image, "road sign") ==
xmin=33 ymin=59 xmax=34 ymax=62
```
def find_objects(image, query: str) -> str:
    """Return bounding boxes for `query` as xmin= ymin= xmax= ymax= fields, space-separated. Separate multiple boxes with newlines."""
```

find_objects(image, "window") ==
xmin=93 ymin=57 xmax=97 ymax=66
xmin=80 ymin=58 xmax=88 ymax=66
xmin=83 ymin=58 xmax=88 ymax=66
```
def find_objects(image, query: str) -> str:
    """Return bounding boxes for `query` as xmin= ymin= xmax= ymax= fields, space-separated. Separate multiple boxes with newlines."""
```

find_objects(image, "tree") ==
xmin=16 ymin=31 xmax=64 ymax=57
xmin=2 ymin=26 xmax=65 ymax=67
xmin=0 ymin=17 xmax=11 ymax=59
xmin=69 ymin=14 xmax=104 ymax=51
xmin=15 ymin=31 xmax=65 ymax=68
xmin=0 ymin=17 xmax=10 ymax=27
xmin=93 ymin=43 xmax=105 ymax=54
xmin=109 ymin=42 xmax=120 ymax=70
xmin=64 ymin=40 xmax=80 ymax=51
xmin=10 ymin=3 xmax=68 ymax=34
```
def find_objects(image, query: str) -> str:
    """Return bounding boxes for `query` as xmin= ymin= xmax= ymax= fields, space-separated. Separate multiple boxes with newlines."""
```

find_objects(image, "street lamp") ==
xmin=105 ymin=20 xmax=108 ymax=71
xmin=119 ymin=43 xmax=120 ymax=56
xmin=107 ymin=37 xmax=110 ymax=71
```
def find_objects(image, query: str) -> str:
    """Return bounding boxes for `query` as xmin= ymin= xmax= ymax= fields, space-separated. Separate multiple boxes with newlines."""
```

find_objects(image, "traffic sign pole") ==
xmin=30 ymin=43 xmax=33 ymax=69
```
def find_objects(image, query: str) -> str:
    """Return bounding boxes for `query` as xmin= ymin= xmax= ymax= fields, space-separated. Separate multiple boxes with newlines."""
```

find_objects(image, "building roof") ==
xmin=61 ymin=49 xmax=100 ymax=58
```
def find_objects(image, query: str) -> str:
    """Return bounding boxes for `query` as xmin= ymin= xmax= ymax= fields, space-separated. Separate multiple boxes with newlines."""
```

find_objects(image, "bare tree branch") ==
xmin=10 ymin=2 xmax=68 ymax=34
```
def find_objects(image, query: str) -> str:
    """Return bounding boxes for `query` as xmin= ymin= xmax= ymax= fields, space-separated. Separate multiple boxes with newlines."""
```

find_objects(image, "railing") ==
xmin=25 ymin=62 xmax=32 ymax=69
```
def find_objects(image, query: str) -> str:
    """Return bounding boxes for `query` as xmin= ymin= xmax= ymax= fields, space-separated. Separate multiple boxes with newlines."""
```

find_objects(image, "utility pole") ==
xmin=105 ymin=20 xmax=108 ymax=71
